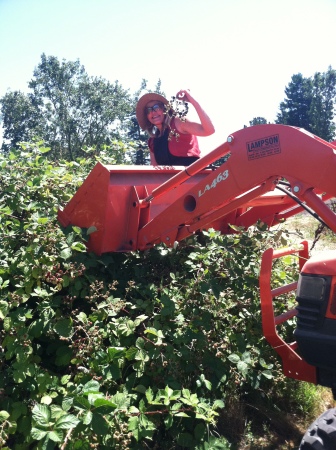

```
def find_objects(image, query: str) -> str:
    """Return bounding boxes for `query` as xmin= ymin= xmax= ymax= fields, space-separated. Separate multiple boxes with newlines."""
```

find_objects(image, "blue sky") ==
xmin=1 ymin=0 xmax=336 ymax=152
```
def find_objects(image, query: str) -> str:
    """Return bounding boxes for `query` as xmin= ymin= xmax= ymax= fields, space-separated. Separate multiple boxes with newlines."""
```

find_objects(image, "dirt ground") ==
xmin=280 ymin=210 xmax=336 ymax=253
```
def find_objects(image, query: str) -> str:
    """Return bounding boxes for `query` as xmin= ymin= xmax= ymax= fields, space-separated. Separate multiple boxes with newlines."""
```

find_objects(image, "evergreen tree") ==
xmin=276 ymin=68 xmax=336 ymax=141
xmin=276 ymin=73 xmax=313 ymax=132
xmin=309 ymin=67 xmax=336 ymax=141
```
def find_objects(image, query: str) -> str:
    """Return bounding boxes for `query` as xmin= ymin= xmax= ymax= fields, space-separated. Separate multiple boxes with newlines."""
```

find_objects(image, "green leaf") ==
xmin=93 ymin=398 xmax=117 ymax=412
xmin=73 ymin=440 xmax=90 ymax=450
xmin=125 ymin=347 xmax=137 ymax=360
xmin=134 ymin=314 xmax=148 ymax=326
xmin=54 ymin=318 xmax=73 ymax=337
xmin=41 ymin=396 xmax=52 ymax=405
xmin=133 ymin=384 xmax=147 ymax=394
xmin=47 ymin=429 xmax=63 ymax=442
xmin=204 ymin=379 xmax=212 ymax=391
xmin=262 ymin=370 xmax=274 ymax=379
xmin=237 ymin=361 xmax=248 ymax=374
xmin=71 ymin=242 xmax=87 ymax=252
xmin=128 ymin=415 xmax=139 ymax=433
xmin=73 ymin=396 xmax=91 ymax=410
xmin=31 ymin=286 xmax=53 ymax=298
xmin=0 ymin=279 xmax=9 ymax=289
xmin=37 ymin=217 xmax=49 ymax=224
xmin=174 ymin=412 xmax=190 ymax=418
xmin=181 ymin=390 xmax=199 ymax=407
xmin=228 ymin=354 xmax=240 ymax=364
xmin=144 ymin=327 xmax=160 ymax=337
xmin=82 ymin=410 xmax=93 ymax=425
xmin=146 ymin=387 xmax=154 ymax=403
xmin=3 ymin=317 xmax=11 ymax=331
xmin=195 ymin=413 xmax=208 ymax=421
xmin=32 ymin=404 xmax=50 ymax=428
xmin=38 ymin=146 xmax=51 ymax=153
xmin=13 ymin=368 xmax=26 ymax=383
xmin=213 ymin=399 xmax=225 ymax=409
xmin=164 ymin=414 xmax=173 ymax=429
xmin=119 ymin=320 xmax=136 ymax=336
xmin=77 ymin=312 xmax=88 ymax=324
xmin=55 ymin=346 xmax=72 ymax=366
xmin=11 ymin=402 xmax=27 ymax=421
xmin=55 ymin=414 xmax=80 ymax=430
xmin=82 ymin=380 xmax=100 ymax=394
xmin=0 ymin=301 xmax=9 ymax=319
xmin=0 ymin=411 xmax=10 ymax=422
xmin=88 ymin=393 xmax=104 ymax=405
xmin=60 ymin=247 xmax=72 ymax=260
xmin=107 ymin=347 xmax=126 ymax=361
xmin=61 ymin=375 xmax=72 ymax=385
xmin=50 ymin=405 xmax=64 ymax=420
xmin=135 ymin=349 xmax=149 ymax=362
xmin=31 ymin=427 xmax=48 ymax=440
xmin=91 ymin=412 xmax=109 ymax=435
xmin=72 ymin=226 xmax=82 ymax=234
xmin=194 ymin=422 xmax=206 ymax=441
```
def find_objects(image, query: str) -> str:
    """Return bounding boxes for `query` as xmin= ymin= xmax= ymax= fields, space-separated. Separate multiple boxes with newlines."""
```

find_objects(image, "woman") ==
xmin=135 ymin=89 xmax=215 ymax=166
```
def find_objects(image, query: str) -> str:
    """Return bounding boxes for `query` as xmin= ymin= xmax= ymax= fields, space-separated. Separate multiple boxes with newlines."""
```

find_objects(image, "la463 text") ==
xmin=198 ymin=169 xmax=229 ymax=197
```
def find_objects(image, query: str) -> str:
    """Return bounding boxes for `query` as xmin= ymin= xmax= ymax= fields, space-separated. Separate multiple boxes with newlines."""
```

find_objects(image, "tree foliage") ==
xmin=249 ymin=117 xmax=268 ymax=126
xmin=276 ymin=67 xmax=336 ymax=141
xmin=2 ymin=54 xmax=335 ymax=164
xmin=0 ymin=140 xmax=316 ymax=449
xmin=0 ymin=54 xmax=132 ymax=159
xmin=309 ymin=69 xmax=336 ymax=141
xmin=0 ymin=90 xmax=44 ymax=149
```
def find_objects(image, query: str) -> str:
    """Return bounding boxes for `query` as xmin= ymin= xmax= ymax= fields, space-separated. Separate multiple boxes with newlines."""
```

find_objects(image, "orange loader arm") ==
xmin=58 ymin=124 xmax=336 ymax=254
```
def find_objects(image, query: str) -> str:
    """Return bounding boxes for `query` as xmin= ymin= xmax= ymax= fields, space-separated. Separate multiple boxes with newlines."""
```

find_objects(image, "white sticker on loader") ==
xmin=198 ymin=170 xmax=229 ymax=197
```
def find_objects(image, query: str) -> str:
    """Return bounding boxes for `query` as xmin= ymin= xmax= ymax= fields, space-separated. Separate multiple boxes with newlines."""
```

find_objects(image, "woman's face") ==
xmin=146 ymin=101 xmax=165 ymax=128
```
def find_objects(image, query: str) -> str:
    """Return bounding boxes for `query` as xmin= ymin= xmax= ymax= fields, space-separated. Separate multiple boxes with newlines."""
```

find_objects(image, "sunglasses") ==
xmin=146 ymin=103 xmax=164 ymax=115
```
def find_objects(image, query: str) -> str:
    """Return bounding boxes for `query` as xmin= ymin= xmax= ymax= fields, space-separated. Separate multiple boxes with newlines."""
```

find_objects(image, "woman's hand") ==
xmin=176 ymin=89 xmax=194 ymax=104
xmin=174 ymin=89 xmax=215 ymax=137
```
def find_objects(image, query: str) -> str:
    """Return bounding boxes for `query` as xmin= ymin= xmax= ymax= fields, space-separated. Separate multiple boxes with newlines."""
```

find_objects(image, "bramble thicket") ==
xmin=0 ymin=141 xmax=326 ymax=449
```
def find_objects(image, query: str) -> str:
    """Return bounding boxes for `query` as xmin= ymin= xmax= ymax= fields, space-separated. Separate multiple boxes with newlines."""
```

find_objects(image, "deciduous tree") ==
xmin=0 ymin=54 xmax=132 ymax=159
xmin=249 ymin=117 xmax=268 ymax=126
xmin=0 ymin=90 xmax=43 ymax=151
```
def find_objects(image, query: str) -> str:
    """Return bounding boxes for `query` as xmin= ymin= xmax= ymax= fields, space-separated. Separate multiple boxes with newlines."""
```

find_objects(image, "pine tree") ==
xmin=309 ymin=67 xmax=336 ymax=141
xmin=276 ymin=69 xmax=336 ymax=141
xmin=276 ymin=73 xmax=313 ymax=132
